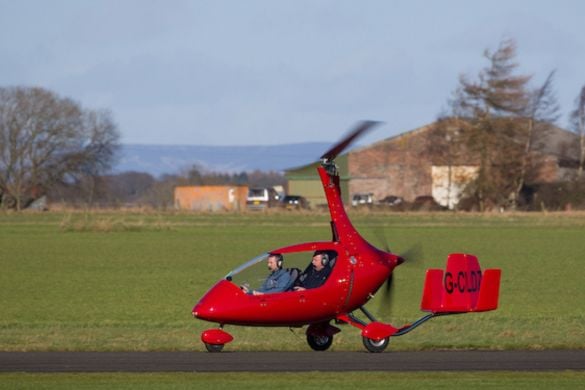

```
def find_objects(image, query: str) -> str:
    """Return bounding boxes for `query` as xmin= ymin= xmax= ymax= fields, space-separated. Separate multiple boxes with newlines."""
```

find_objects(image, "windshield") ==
xmin=226 ymin=253 xmax=269 ymax=279
xmin=248 ymin=189 xmax=266 ymax=198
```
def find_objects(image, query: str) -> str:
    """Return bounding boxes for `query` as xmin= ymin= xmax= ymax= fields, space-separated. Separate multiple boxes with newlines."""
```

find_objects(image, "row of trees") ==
xmin=431 ymin=38 xmax=585 ymax=211
xmin=49 ymin=167 xmax=286 ymax=209
xmin=0 ymin=87 xmax=119 ymax=210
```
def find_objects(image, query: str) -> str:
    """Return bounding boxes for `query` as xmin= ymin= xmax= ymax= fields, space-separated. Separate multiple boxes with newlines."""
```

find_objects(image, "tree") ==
xmin=570 ymin=85 xmax=585 ymax=178
xmin=444 ymin=40 xmax=561 ymax=211
xmin=0 ymin=86 xmax=119 ymax=210
xmin=449 ymin=38 xmax=531 ymax=210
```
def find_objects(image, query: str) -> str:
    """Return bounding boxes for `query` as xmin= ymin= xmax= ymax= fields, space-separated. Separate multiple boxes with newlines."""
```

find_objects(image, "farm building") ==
xmin=174 ymin=185 xmax=248 ymax=211
xmin=285 ymin=121 xmax=580 ymax=209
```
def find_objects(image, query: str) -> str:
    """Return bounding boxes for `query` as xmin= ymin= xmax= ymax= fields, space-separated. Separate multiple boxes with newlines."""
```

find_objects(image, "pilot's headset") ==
xmin=272 ymin=254 xmax=284 ymax=269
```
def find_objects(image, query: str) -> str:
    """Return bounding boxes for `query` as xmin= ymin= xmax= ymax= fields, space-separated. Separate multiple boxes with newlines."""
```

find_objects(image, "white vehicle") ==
xmin=246 ymin=187 xmax=280 ymax=210
xmin=351 ymin=193 xmax=374 ymax=207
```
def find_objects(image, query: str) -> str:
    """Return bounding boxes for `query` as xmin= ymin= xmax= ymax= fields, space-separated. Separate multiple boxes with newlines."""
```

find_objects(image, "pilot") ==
xmin=293 ymin=251 xmax=332 ymax=291
xmin=242 ymin=254 xmax=291 ymax=296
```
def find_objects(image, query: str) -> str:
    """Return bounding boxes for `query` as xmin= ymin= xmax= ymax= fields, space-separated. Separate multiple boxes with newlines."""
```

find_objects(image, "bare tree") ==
xmin=570 ymin=85 xmax=585 ymax=178
xmin=0 ymin=87 xmax=119 ymax=210
xmin=511 ymin=71 xmax=560 ymax=207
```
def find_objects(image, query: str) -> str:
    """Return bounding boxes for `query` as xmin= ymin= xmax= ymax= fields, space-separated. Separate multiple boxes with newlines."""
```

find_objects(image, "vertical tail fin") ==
xmin=421 ymin=253 xmax=501 ymax=313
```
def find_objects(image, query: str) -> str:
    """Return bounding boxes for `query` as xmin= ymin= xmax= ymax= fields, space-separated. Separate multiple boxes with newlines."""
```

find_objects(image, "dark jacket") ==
xmin=296 ymin=266 xmax=331 ymax=289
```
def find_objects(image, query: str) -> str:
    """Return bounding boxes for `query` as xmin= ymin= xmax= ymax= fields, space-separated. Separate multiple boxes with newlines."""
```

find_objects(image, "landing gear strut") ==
xmin=338 ymin=306 xmax=441 ymax=353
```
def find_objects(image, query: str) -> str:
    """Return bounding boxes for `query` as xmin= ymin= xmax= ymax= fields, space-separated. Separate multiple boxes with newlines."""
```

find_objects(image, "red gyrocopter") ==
xmin=192 ymin=121 xmax=501 ymax=352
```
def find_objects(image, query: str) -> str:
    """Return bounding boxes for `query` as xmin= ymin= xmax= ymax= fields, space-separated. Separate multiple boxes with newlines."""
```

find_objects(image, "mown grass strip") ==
xmin=1 ymin=371 xmax=585 ymax=390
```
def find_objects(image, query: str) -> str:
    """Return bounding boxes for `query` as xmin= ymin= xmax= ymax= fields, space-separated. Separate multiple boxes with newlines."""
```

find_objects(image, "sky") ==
xmin=1 ymin=1 xmax=584 ymax=147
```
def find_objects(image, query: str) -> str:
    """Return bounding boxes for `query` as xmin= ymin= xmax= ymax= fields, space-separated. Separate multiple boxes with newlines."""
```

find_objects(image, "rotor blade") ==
xmin=320 ymin=120 xmax=381 ymax=161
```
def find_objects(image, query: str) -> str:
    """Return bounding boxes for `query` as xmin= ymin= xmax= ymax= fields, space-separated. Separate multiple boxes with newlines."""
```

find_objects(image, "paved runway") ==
xmin=1 ymin=350 xmax=584 ymax=372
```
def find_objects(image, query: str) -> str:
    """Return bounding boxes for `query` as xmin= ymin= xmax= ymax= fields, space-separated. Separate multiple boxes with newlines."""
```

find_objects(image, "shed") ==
xmin=174 ymin=185 xmax=248 ymax=211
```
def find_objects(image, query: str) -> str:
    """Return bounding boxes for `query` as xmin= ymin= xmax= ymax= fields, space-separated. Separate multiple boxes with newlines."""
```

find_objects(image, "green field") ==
xmin=2 ymin=371 xmax=585 ymax=389
xmin=1 ymin=210 xmax=585 ymax=352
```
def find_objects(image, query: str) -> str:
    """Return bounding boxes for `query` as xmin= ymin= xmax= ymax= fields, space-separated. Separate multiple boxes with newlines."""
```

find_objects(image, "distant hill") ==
xmin=113 ymin=143 xmax=332 ymax=177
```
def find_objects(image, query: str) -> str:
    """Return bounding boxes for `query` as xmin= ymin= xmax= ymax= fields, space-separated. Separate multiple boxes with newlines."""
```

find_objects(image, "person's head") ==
xmin=267 ymin=254 xmax=283 ymax=272
xmin=312 ymin=251 xmax=328 ymax=271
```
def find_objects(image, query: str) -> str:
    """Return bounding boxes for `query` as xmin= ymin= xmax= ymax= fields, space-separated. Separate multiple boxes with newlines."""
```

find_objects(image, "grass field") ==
xmin=2 ymin=371 xmax=585 ymax=389
xmin=1 ymin=210 xmax=585 ymax=352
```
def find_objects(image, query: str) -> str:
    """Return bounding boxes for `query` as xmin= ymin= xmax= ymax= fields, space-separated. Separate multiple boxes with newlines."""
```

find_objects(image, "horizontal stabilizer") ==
xmin=420 ymin=253 xmax=501 ymax=313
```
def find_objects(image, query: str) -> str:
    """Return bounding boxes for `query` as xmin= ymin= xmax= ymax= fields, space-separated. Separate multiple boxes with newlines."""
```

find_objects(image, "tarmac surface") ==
xmin=2 ymin=350 xmax=585 ymax=372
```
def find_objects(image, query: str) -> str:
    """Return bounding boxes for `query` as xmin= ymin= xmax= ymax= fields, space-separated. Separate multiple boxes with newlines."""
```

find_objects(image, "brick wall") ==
xmin=348 ymin=127 xmax=433 ymax=202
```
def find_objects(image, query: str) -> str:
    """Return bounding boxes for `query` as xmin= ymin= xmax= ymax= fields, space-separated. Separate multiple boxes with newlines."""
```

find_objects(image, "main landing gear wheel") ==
xmin=362 ymin=336 xmax=389 ymax=353
xmin=204 ymin=343 xmax=224 ymax=353
xmin=307 ymin=334 xmax=333 ymax=351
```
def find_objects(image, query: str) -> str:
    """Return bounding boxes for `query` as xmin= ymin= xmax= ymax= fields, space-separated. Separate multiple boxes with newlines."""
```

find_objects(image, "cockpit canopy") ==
xmin=225 ymin=246 xmax=339 ymax=292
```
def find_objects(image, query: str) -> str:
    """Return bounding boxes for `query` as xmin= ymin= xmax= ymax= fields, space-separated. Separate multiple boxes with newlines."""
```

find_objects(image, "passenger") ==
xmin=242 ymin=254 xmax=291 ymax=296
xmin=294 ymin=251 xmax=332 ymax=291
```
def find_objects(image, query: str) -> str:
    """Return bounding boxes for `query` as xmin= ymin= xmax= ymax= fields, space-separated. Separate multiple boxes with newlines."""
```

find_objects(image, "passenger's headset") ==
xmin=316 ymin=251 xmax=329 ymax=266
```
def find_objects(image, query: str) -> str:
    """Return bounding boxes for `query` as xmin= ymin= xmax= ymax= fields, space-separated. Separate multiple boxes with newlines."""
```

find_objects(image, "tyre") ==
xmin=306 ymin=334 xmax=333 ymax=351
xmin=362 ymin=336 xmax=389 ymax=353
xmin=205 ymin=343 xmax=224 ymax=352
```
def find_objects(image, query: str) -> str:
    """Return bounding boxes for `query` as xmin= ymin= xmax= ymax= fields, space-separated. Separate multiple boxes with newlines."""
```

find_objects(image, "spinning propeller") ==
xmin=373 ymin=230 xmax=424 ymax=319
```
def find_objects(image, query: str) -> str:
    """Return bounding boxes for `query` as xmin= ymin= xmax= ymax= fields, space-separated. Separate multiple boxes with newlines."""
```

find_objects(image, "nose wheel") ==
xmin=201 ymin=328 xmax=233 ymax=352
xmin=204 ymin=343 xmax=225 ymax=353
